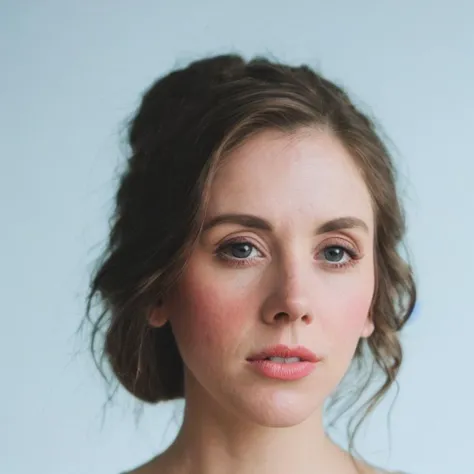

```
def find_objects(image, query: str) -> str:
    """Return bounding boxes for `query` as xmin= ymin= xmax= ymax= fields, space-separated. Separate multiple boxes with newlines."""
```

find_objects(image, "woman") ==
xmin=85 ymin=54 xmax=415 ymax=474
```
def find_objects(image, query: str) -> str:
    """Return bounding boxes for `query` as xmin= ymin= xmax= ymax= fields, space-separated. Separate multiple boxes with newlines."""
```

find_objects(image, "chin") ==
xmin=227 ymin=387 xmax=323 ymax=428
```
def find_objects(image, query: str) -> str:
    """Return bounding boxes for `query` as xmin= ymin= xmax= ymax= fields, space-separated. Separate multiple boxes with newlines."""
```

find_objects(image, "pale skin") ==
xmin=128 ymin=128 xmax=393 ymax=474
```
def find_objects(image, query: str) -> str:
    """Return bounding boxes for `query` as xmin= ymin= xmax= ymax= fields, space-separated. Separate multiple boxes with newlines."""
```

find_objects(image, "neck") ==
xmin=163 ymin=378 xmax=359 ymax=474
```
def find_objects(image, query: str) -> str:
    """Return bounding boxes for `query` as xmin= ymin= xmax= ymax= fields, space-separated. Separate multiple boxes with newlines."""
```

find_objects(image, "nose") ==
xmin=260 ymin=261 xmax=314 ymax=326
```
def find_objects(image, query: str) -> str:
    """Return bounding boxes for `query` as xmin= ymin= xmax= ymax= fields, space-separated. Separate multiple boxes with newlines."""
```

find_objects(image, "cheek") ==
xmin=333 ymin=296 xmax=371 ymax=335
xmin=322 ymin=275 xmax=374 ymax=347
xmin=168 ymin=266 xmax=249 ymax=357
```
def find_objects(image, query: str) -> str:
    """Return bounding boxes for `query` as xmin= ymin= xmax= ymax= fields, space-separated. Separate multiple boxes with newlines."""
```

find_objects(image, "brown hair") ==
xmin=83 ymin=53 xmax=416 ymax=462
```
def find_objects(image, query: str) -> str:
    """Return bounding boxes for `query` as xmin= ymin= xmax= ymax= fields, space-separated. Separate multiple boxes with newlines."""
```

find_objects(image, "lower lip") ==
xmin=247 ymin=359 xmax=317 ymax=381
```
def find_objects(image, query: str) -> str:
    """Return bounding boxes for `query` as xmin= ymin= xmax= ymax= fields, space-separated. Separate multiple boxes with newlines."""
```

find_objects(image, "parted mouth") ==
xmin=247 ymin=344 xmax=320 ymax=363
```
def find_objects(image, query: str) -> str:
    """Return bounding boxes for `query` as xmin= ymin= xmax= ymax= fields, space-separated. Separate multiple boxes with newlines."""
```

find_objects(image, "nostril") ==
xmin=301 ymin=314 xmax=311 ymax=324
xmin=274 ymin=312 xmax=289 ymax=321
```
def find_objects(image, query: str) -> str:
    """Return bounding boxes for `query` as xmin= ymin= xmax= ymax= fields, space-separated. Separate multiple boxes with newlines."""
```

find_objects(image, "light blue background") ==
xmin=1 ymin=1 xmax=473 ymax=473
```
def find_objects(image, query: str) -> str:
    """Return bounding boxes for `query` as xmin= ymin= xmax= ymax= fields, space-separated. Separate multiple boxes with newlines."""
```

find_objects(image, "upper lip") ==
xmin=247 ymin=344 xmax=320 ymax=362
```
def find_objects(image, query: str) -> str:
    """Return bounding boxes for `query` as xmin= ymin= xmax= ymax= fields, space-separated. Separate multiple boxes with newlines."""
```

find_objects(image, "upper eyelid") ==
xmin=321 ymin=236 xmax=361 ymax=252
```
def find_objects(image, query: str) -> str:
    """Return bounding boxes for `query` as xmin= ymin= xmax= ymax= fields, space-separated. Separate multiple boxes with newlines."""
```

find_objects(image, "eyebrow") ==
xmin=202 ymin=213 xmax=369 ymax=235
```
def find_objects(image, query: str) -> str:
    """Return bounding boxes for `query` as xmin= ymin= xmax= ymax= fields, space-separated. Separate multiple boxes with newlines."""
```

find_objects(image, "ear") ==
xmin=148 ymin=301 xmax=168 ymax=328
xmin=360 ymin=313 xmax=375 ymax=338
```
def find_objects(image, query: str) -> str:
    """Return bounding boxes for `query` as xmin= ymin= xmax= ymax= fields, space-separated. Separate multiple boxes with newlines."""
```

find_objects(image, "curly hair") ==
xmin=83 ymin=53 xmax=416 ymax=462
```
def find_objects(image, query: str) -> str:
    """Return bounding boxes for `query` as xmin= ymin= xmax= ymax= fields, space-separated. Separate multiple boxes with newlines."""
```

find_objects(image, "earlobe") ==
xmin=148 ymin=304 xmax=168 ymax=328
xmin=361 ymin=319 xmax=375 ymax=338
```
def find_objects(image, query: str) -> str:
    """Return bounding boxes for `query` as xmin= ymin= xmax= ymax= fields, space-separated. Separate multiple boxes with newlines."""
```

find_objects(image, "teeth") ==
xmin=267 ymin=356 xmax=301 ymax=363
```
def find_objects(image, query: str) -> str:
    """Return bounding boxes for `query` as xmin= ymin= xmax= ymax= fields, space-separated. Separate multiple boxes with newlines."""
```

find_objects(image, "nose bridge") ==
xmin=262 ymin=250 xmax=313 ymax=324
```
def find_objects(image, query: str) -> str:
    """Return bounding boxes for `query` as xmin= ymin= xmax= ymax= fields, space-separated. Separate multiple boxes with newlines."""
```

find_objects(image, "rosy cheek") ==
xmin=171 ymin=271 xmax=249 ymax=355
xmin=327 ymin=291 xmax=373 ymax=345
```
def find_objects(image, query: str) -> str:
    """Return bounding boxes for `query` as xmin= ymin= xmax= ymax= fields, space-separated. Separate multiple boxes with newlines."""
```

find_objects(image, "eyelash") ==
xmin=214 ymin=237 xmax=361 ymax=270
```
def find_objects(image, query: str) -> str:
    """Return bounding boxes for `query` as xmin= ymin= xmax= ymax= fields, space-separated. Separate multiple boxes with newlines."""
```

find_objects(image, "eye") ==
xmin=323 ymin=246 xmax=347 ymax=263
xmin=226 ymin=242 xmax=255 ymax=259
xmin=215 ymin=239 xmax=264 ymax=267
xmin=317 ymin=242 xmax=360 ymax=269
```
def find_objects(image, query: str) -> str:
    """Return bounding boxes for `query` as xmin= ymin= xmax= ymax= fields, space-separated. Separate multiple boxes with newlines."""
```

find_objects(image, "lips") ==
xmin=246 ymin=344 xmax=320 ymax=381
xmin=247 ymin=344 xmax=320 ymax=363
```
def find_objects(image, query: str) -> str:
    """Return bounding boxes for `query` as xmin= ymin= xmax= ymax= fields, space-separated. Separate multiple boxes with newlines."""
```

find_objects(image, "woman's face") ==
xmin=154 ymin=128 xmax=375 ymax=427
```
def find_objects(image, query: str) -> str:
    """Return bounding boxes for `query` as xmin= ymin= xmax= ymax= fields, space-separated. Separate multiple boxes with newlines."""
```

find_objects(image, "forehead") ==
xmin=208 ymin=128 xmax=374 ymax=230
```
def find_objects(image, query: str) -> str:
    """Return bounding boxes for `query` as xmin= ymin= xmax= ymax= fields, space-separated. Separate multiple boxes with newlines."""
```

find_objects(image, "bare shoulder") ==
xmin=356 ymin=460 xmax=406 ymax=474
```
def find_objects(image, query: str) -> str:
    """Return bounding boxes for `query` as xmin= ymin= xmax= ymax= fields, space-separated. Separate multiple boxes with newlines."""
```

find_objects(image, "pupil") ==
xmin=232 ymin=243 xmax=252 ymax=258
xmin=325 ymin=247 xmax=343 ymax=262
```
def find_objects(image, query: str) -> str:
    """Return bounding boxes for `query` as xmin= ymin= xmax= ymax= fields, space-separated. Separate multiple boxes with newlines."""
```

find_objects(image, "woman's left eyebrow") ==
xmin=202 ymin=213 xmax=368 ymax=234
xmin=316 ymin=216 xmax=369 ymax=234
